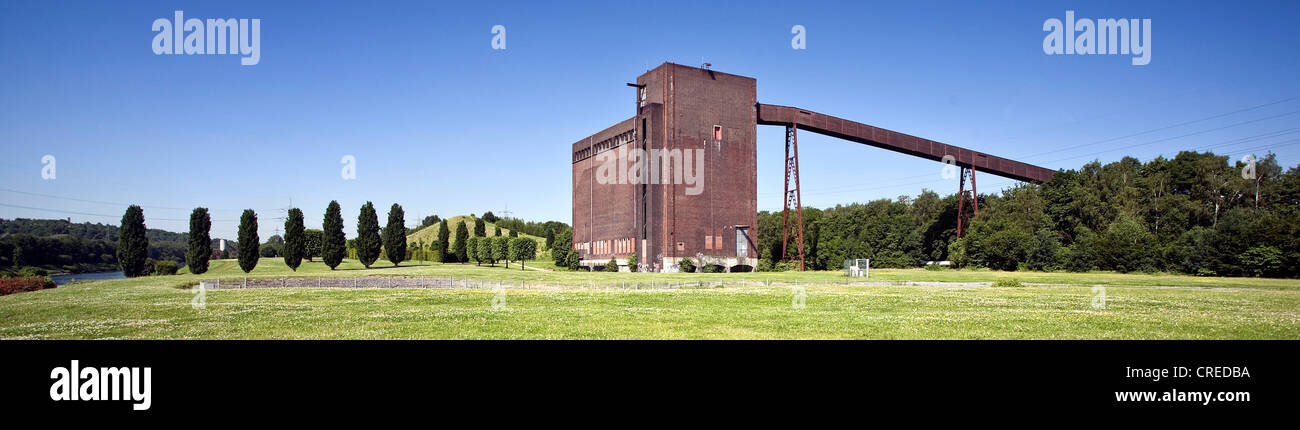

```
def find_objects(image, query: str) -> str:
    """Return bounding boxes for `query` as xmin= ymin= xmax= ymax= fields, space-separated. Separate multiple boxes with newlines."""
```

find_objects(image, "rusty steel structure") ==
xmin=781 ymin=125 xmax=804 ymax=271
xmin=956 ymin=166 xmax=978 ymax=238
xmin=755 ymin=104 xmax=1055 ymax=183
xmin=572 ymin=63 xmax=1054 ymax=272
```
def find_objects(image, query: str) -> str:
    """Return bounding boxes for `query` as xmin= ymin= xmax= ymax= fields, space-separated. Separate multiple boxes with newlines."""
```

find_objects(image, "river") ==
xmin=50 ymin=271 xmax=125 ymax=285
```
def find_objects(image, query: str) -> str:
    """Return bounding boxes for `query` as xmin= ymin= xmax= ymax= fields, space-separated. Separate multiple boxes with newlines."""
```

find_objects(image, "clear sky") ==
xmin=2 ymin=0 xmax=1298 ymax=239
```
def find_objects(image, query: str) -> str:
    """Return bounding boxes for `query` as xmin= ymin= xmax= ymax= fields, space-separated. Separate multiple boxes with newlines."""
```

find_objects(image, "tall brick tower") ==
xmin=571 ymin=63 xmax=758 ymax=272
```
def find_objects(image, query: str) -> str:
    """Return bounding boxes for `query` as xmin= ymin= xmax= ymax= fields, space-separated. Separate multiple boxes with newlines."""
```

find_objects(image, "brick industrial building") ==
xmin=572 ymin=63 xmax=757 ymax=272
xmin=571 ymin=63 xmax=1054 ymax=272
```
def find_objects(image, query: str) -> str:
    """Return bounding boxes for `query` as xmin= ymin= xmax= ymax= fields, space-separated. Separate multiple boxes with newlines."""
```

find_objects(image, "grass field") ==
xmin=1 ymin=258 xmax=1297 ymax=339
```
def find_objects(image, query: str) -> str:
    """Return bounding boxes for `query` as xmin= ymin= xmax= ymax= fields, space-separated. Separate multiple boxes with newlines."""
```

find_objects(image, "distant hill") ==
xmin=0 ymin=218 xmax=210 ymax=272
xmin=0 ymin=218 xmax=190 ymax=243
xmin=406 ymin=215 xmax=546 ymax=251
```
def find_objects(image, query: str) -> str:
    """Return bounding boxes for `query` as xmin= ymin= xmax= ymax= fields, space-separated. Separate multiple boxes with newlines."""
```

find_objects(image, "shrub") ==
xmin=565 ymin=248 xmax=581 ymax=270
xmin=701 ymin=264 xmax=725 ymax=273
xmin=1023 ymin=229 xmax=1063 ymax=271
xmin=946 ymin=240 xmax=969 ymax=269
xmin=991 ymin=279 xmax=1024 ymax=288
xmin=603 ymin=258 xmax=619 ymax=272
xmin=677 ymin=257 xmax=696 ymax=273
xmin=1098 ymin=215 xmax=1157 ymax=273
xmin=1239 ymin=246 xmax=1283 ymax=277
xmin=0 ymin=276 xmax=56 ymax=296
xmin=152 ymin=260 xmax=180 ymax=276
xmin=626 ymin=253 xmax=638 ymax=272
xmin=17 ymin=266 xmax=48 ymax=277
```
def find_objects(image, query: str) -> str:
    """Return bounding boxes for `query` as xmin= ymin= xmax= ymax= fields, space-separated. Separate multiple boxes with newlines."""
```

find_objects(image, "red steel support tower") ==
xmin=781 ymin=125 xmax=805 ymax=271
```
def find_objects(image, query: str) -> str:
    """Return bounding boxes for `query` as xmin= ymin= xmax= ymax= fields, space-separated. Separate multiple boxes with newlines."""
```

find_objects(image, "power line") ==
xmin=0 ymin=202 xmax=236 ymax=222
xmin=1038 ymin=111 xmax=1300 ymax=165
xmin=1197 ymin=130 xmax=1300 ymax=152
xmin=1017 ymin=95 xmax=1300 ymax=161
xmin=0 ymin=187 xmax=271 ymax=213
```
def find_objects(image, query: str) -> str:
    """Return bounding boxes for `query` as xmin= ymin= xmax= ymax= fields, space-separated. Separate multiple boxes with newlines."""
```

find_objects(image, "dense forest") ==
xmin=757 ymin=151 xmax=1299 ymax=277
xmin=490 ymin=217 xmax=570 ymax=240
xmin=0 ymin=218 xmax=194 ymax=273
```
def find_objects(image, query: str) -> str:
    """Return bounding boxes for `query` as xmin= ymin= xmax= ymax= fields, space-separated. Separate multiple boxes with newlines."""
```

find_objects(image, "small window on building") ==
xmin=705 ymin=235 xmax=713 ymax=250
xmin=677 ymin=242 xmax=685 ymax=252
xmin=713 ymin=125 xmax=722 ymax=141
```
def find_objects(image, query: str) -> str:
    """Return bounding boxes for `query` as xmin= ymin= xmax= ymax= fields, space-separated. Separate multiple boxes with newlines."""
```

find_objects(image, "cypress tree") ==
xmin=382 ymin=203 xmax=407 ymax=267
xmin=356 ymin=202 xmax=381 ymax=268
xmin=551 ymin=229 xmax=572 ymax=266
xmin=437 ymin=219 xmax=450 ymax=262
xmin=237 ymin=209 xmax=259 ymax=273
xmin=283 ymin=208 xmax=305 ymax=271
xmin=186 ymin=207 xmax=212 ymax=274
xmin=454 ymin=220 xmax=469 ymax=263
xmin=473 ymin=217 xmax=486 ymax=237
xmin=322 ymin=200 xmax=346 ymax=270
xmin=544 ymin=228 xmax=554 ymax=250
xmin=117 ymin=205 xmax=149 ymax=277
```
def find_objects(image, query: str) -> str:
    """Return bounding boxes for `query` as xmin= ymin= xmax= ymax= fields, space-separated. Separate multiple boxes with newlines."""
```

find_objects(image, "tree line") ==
xmin=1 ymin=218 xmax=189 ymax=275
xmin=107 ymin=202 xmax=557 ymax=277
xmin=756 ymin=151 xmax=1299 ymax=277
xmin=404 ymin=214 xmax=559 ymax=265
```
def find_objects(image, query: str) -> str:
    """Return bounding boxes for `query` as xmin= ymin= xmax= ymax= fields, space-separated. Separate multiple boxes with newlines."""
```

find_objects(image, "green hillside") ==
xmin=406 ymin=215 xmax=546 ymax=251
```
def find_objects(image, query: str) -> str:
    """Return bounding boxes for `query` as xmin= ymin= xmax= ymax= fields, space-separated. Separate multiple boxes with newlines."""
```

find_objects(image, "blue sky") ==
xmin=2 ymin=0 xmax=1298 ymax=239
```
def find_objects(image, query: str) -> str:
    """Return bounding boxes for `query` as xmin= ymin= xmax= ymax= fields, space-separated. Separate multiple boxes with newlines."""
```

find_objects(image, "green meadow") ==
xmin=0 ymin=258 xmax=1296 ymax=339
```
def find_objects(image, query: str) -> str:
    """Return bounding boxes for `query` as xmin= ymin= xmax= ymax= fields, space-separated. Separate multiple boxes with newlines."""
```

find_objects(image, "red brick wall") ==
xmin=573 ymin=63 xmax=758 ymax=269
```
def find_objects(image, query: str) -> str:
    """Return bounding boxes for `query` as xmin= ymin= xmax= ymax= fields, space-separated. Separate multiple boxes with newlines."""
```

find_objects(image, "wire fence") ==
xmin=194 ymin=276 xmax=912 ymax=291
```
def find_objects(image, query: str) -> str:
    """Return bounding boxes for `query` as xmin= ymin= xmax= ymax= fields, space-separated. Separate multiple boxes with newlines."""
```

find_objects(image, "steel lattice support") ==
xmin=781 ymin=125 xmax=806 ymax=271
xmin=956 ymin=166 xmax=979 ymax=238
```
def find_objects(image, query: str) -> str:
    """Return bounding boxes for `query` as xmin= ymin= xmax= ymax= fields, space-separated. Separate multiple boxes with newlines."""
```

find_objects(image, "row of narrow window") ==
xmin=572 ymin=129 xmax=637 ymax=163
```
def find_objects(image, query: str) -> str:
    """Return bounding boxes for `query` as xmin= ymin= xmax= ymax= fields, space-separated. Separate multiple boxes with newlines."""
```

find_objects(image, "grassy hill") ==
xmin=406 ymin=215 xmax=546 ymax=252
